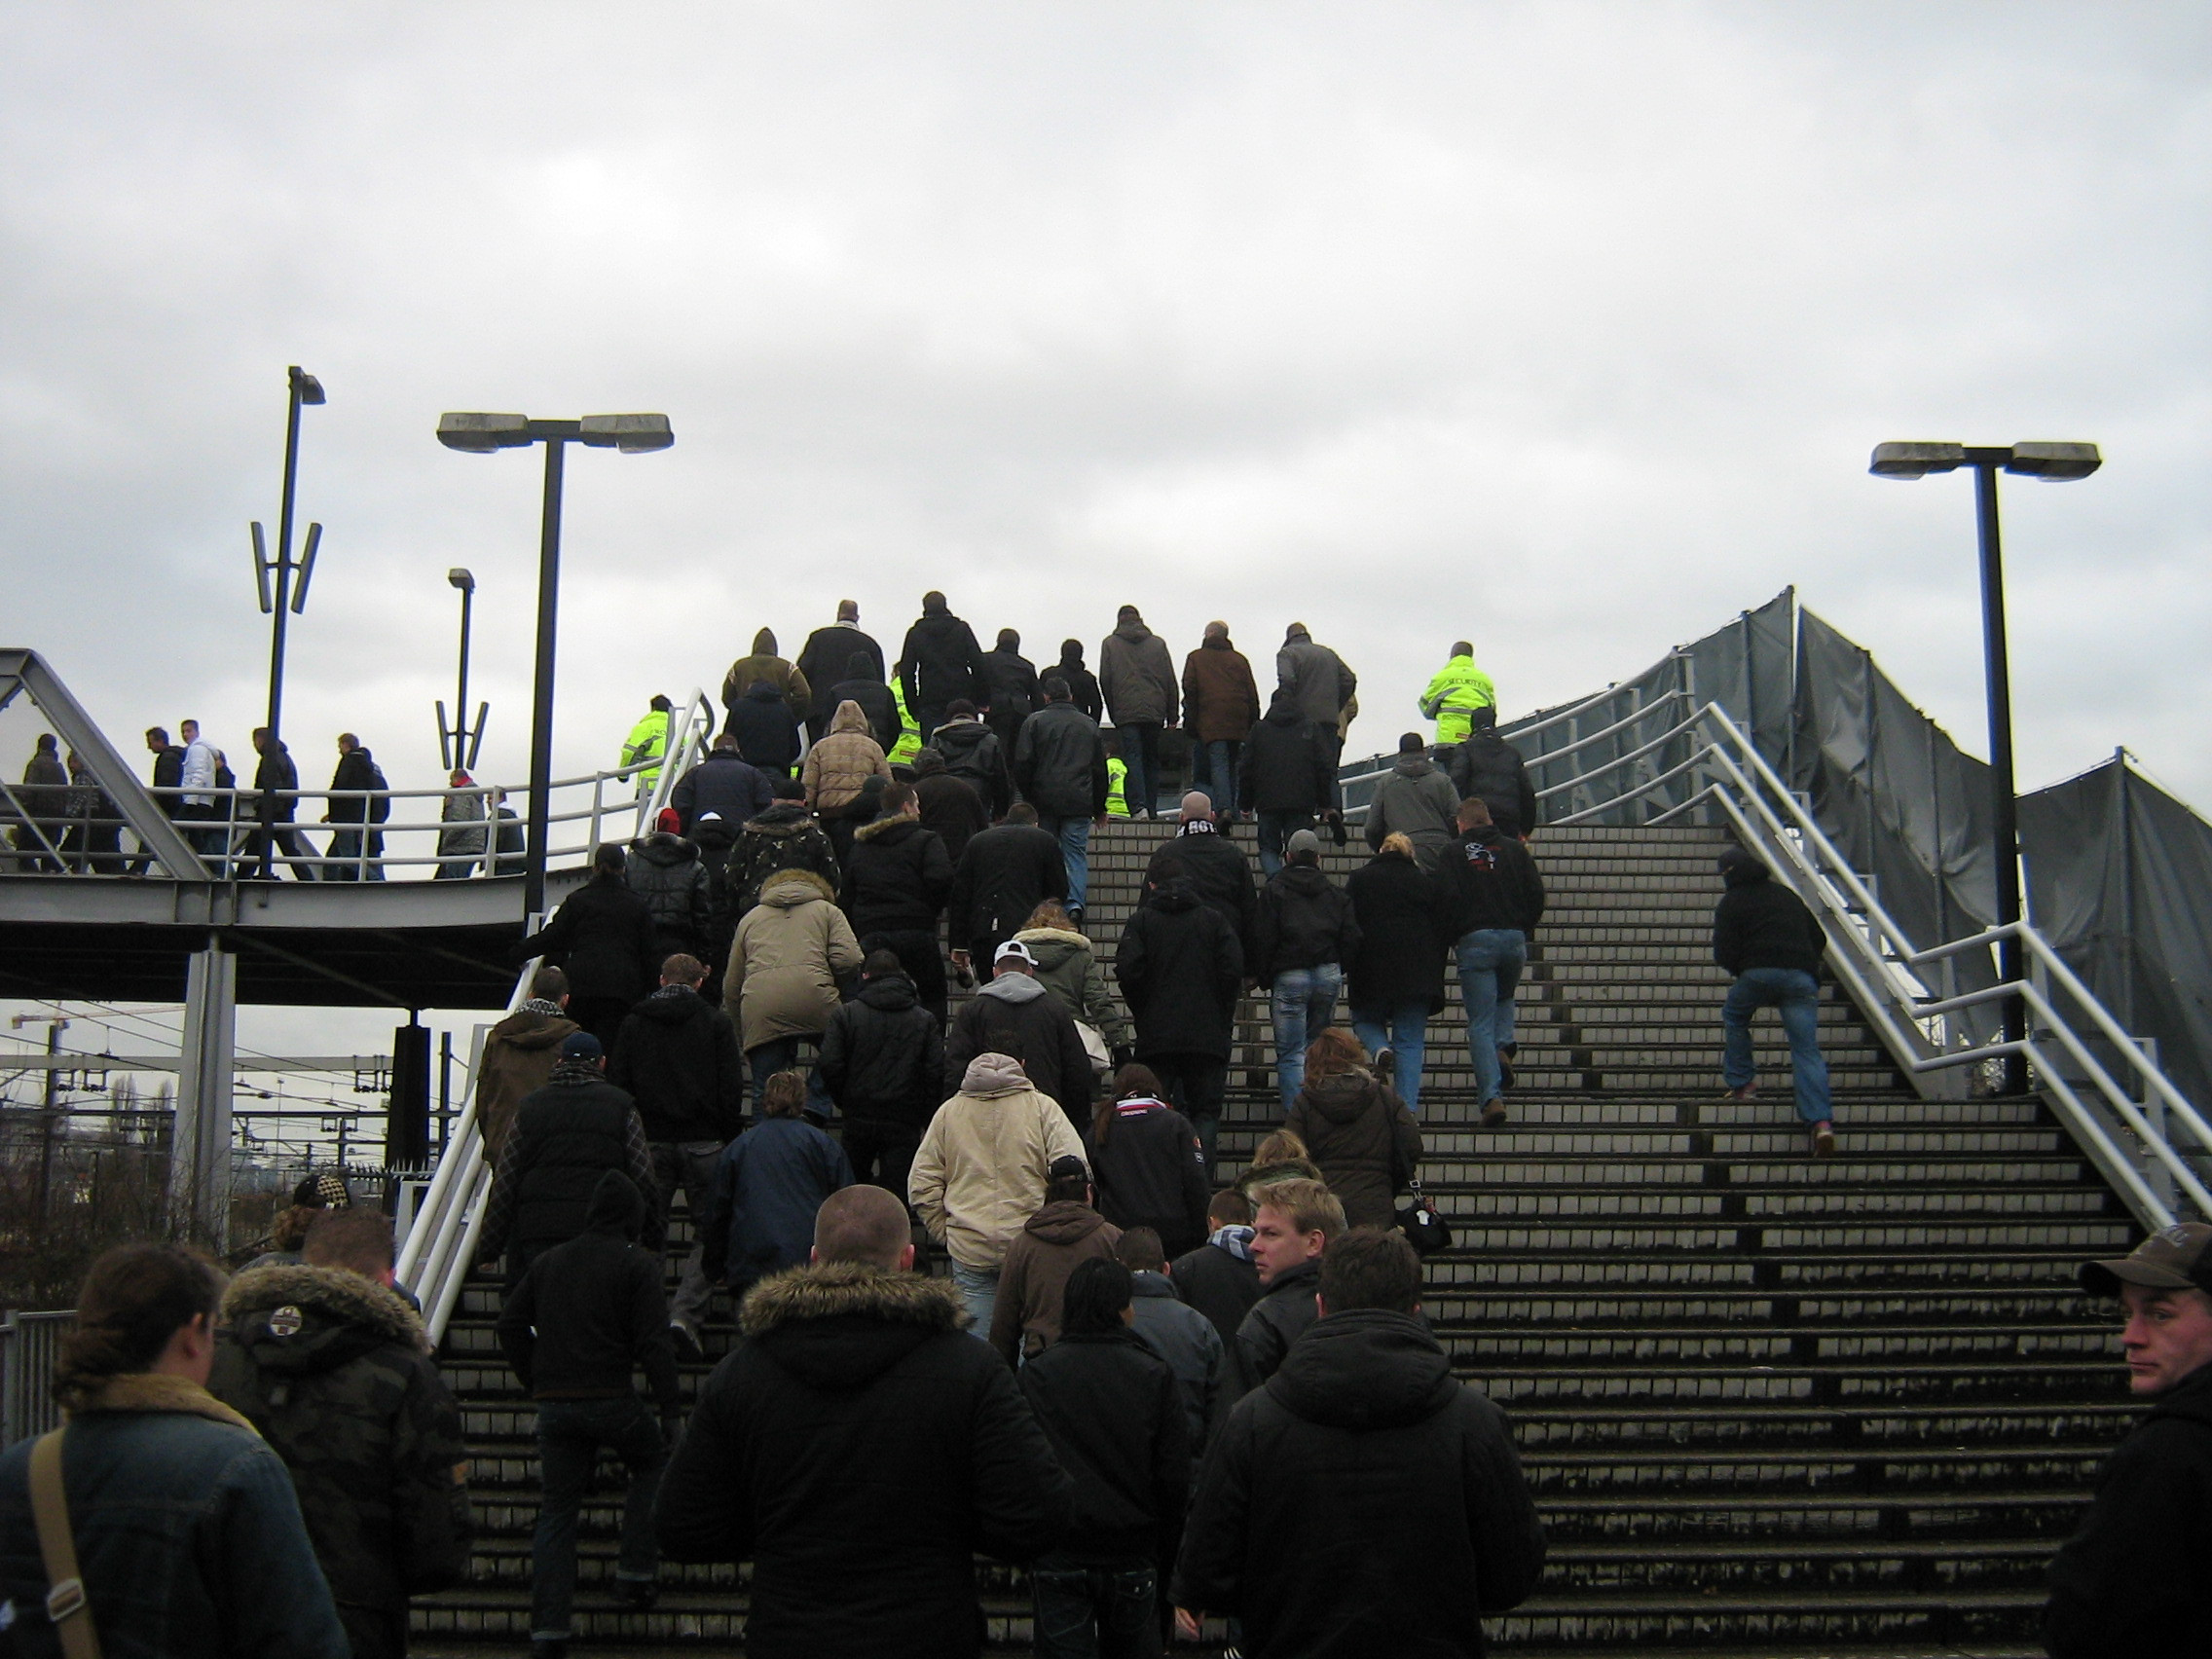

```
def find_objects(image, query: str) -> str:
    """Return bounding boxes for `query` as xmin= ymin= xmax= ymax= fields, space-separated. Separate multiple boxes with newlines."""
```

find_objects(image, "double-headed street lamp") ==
xmin=1868 ymin=440 xmax=2102 ymax=1094
xmin=437 ymin=568 xmax=488 ymax=772
xmin=436 ymin=412 xmax=674 ymax=918
xmin=252 ymin=365 xmax=326 ymax=743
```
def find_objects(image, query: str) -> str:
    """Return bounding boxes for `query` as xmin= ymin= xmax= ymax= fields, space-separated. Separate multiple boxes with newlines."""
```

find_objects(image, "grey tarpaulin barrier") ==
xmin=2021 ymin=756 xmax=2212 ymax=1113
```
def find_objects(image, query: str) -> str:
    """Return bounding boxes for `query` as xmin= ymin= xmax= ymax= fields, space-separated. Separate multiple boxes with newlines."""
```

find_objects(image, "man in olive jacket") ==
xmin=1174 ymin=1229 xmax=1544 ymax=1658
xmin=656 ymin=1184 xmax=1073 ymax=1659
xmin=211 ymin=1209 xmax=471 ymax=1659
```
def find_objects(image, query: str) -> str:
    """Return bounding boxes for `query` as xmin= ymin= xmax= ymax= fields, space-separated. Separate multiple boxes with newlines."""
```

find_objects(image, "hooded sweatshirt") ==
xmin=496 ymin=1170 xmax=682 ymax=1410
xmin=1053 ymin=642 xmax=1104 ymax=722
xmin=1014 ymin=925 xmax=1129 ymax=1048
xmin=1099 ymin=615 xmax=1179 ymax=726
xmin=722 ymin=627 xmax=811 ymax=721
xmin=475 ymin=1003 xmax=580 ymax=1158
xmin=909 ymin=1053 xmax=1088 ymax=1270
xmin=726 ymin=868 xmax=866 ymax=1050
xmin=900 ymin=604 xmax=987 ymax=715
xmin=1712 ymin=855 xmax=1825 ymax=976
xmin=1364 ymin=750 xmax=1461 ymax=871
xmin=989 ymin=1199 xmax=1124 ymax=1363
xmin=609 ymin=983 xmax=745 ymax=1143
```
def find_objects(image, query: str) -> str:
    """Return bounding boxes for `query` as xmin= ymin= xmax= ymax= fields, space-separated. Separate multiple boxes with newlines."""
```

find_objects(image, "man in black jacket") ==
xmin=478 ymin=1033 xmax=662 ymax=1285
xmin=1441 ymin=798 xmax=1547 ymax=1128
xmin=498 ymin=1171 xmax=682 ymax=1653
xmin=1118 ymin=873 xmax=1244 ymax=1170
xmin=794 ymin=601 xmax=886 ymax=746
xmin=1014 ymin=676 xmax=1110 ymax=924
xmin=1230 ymin=1177 xmax=1343 ymax=1399
xmin=948 ymin=804 xmax=1068 ymax=974
xmin=517 ymin=843 xmax=663 ymax=1050
xmin=211 ymin=1209 xmax=471 ymax=1659
xmin=670 ymin=737 xmax=775 ymax=840
xmin=1444 ymin=705 xmax=1539 ymax=838
xmin=1240 ymin=689 xmax=1336 ymax=878
xmin=322 ymin=732 xmax=383 ymax=880
xmin=841 ymin=782 xmax=956 ymax=1022
xmin=976 ymin=627 xmax=1042 ymax=764
xmin=912 ymin=748 xmax=990 ymax=866
xmin=818 ymin=950 xmax=945 ymax=1198
xmin=133 ymin=725 xmax=188 ymax=875
xmin=245 ymin=725 xmax=318 ymax=880
xmin=655 ymin=1183 xmax=1073 ymax=1659
xmin=1053 ymin=640 xmax=1105 ymax=722
xmin=726 ymin=679 xmax=802 ymax=777
xmin=1019 ymin=1257 xmax=1191 ymax=1658
xmin=943 ymin=941 xmax=1093 ymax=1130
xmin=1170 ymin=1188 xmax=1263 ymax=1350
xmin=899 ymin=589 xmax=987 ymax=741
xmin=610 ymin=953 xmax=746 ymax=1356
xmin=1174 ymin=1228 xmax=1544 ymax=1658
xmin=1252 ymin=828 xmax=1362 ymax=1111
xmin=2046 ymin=1223 xmax=2212 ymax=1657
xmin=1712 ymin=845 xmax=1834 ymax=1156
xmin=1142 ymin=793 xmax=1257 ymax=959
xmin=926 ymin=701 xmax=1013 ymax=817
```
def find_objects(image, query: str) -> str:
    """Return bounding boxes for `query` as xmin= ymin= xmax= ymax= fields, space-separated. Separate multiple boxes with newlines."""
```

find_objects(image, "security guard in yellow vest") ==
xmin=1105 ymin=755 xmax=1131 ymax=819
xmin=1419 ymin=644 xmax=1496 ymax=746
xmin=889 ymin=681 xmax=923 ymax=768
xmin=621 ymin=694 xmax=673 ymax=794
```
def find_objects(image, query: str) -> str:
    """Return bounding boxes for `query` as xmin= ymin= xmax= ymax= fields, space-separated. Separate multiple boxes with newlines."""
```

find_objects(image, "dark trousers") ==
xmin=568 ymin=994 xmax=635 ymax=1054
xmin=746 ymin=1035 xmax=835 ymax=1115
xmin=1119 ymin=722 xmax=1163 ymax=818
xmin=531 ymin=1395 xmax=668 ymax=1641
xmin=862 ymin=928 xmax=948 ymax=1023
xmin=844 ymin=1120 xmax=921 ymax=1200
xmin=1031 ymin=1557 xmax=1161 ymax=1659
xmin=337 ymin=1604 xmax=407 ymax=1659
xmin=1147 ymin=1053 xmax=1227 ymax=1171
xmin=246 ymin=819 xmax=318 ymax=879
xmin=650 ymin=1139 xmax=722 ymax=1331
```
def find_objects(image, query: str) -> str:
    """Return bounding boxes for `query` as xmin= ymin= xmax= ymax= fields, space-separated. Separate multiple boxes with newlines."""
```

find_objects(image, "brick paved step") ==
xmin=1506 ymin=1403 xmax=2134 ymax=1451
xmin=1479 ymin=1360 xmax=2116 ymax=1407
xmin=1449 ymin=1324 xmax=2112 ymax=1365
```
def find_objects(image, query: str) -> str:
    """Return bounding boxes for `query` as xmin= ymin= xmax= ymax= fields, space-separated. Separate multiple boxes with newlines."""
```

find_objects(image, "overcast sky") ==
xmin=3 ymin=3 xmax=2207 ymax=1097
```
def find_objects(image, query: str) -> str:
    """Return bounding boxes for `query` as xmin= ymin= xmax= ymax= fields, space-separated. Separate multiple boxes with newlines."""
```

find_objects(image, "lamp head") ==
xmin=448 ymin=568 xmax=475 ymax=592
xmin=437 ymin=412 xmax=534 ymax=454
xmin=576 ymin=413 xmax=674 ymax=454
xmin=1869 ymin=441 xmax=1966 ymax=480
xmin=290 ymin=366 xmax=325 ymax=406
xmin=2004 ymin=441 xmax=2102 ymax=481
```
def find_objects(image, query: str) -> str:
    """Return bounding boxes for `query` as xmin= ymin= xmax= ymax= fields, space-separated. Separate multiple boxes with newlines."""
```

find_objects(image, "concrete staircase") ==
xmin=416 ymin=818 xmax=2132 ymax=1656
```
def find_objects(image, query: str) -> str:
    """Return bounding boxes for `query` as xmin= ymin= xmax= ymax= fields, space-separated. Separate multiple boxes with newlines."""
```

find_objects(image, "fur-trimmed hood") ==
xmin=758 ymin=866 xmax=837 ymax=907
xmin=738 ymin=1261 xmax=971 ymax=1391
xmin=224 ymin=1261 xmax=429 ymax=1367
xmin=854 ymin=812 xmax=923 ymax=845
xmin=67 ymin=1369 xmax=258 ymax=1431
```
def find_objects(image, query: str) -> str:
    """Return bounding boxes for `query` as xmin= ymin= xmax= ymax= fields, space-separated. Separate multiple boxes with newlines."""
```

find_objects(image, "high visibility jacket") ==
xmin=1419 ymin=654 xmax=1496 ymax=745
xmin=1105 ymin=756 xmax=1131 ymax=819
xmin=889 ymin=682 xmax=923 ymax=768
xmin=622 ymin=710 xmax=670 ymax=791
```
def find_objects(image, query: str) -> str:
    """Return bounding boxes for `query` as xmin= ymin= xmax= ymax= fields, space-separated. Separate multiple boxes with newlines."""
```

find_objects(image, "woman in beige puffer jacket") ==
xmin=723 ymin=867 xmax=865 ymax=1053
xmin=801 ymin=700 xmax=891 ymax=816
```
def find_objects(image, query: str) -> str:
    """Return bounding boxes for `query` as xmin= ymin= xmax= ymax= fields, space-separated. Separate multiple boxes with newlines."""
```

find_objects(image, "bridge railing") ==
xmin=1536 ymin=696 xmax=2211 ymax=1230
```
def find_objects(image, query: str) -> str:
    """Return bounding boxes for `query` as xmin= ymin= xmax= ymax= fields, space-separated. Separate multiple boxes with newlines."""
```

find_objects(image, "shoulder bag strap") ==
xmin=28 ymin=1426 xmax=102 ymax=1659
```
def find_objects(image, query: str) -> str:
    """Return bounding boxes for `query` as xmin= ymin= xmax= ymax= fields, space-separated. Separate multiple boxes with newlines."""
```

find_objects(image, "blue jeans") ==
xmin=1351 ymin=1003 xmax=1427 ymax=1112
xmin=1723 ymin=968 xmax=1833 ymax=1124
xmin=1456 ymin=928 xmax=1528 ymax=1106
xmin=532 ymin=1396 xmax=668 ymax=1640
xmin=747 ymin=1035 xmax=835 ymax=1116
xmin=1272 ymin=964 xmax=1343 ymax=1110
xmin=1041 ymin=814 xmax=1094 ymax=912
xmin=950 ymin=1261 xmax=1000 ymax=1337
xmin=1119 ymin=722 xmax=1162 ymax=817
xmin=1255 ymin=809 xmax=1312 ymax=878
xmin=1194 ymin=739 xmax=1241 ymax=818
xmin=1031 ymin=1558 xmax=1161 ymax=1659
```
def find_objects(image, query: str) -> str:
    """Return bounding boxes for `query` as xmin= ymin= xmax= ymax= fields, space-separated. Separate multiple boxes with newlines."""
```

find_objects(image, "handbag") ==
xmin=1074 ymin=1019 xmax=1113 ymax=1078
xmin=29 ymin=1426 xmax=102 ymax=1658
xmin=1395 ymin=1177 xmax=1453 ymax=1257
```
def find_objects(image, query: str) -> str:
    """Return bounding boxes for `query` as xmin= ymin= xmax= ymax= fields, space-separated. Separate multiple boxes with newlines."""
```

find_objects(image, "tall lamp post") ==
xmin=437 ymin=568 xmax=489 ymax=772
xmin=251 ymin=366 xmax=327 ymax=743
xmin=1868 ymin=440 xmax=2102 ymax=1094
xmin=435 ymin=412 xmax=674 ymax=919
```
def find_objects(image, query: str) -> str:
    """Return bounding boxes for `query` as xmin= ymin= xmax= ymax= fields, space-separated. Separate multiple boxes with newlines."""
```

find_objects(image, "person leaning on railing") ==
xmin=0 ymin=1242 xmax=349 ymax=1658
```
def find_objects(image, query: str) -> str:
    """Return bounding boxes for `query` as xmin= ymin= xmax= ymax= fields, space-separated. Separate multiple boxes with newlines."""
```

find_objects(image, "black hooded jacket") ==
xmin=948 ymin=823 xmax=1067 ymax=943
xmin=818 ymin=972 xmax=945 ymax=1126
xmin=942 ymin=973 xmax=1093 ymax=1127
xmin=1284 ymin=1068 xmax=1421 ymax=1231
xmin=1013 ymin=701 xmax=1110 ymax=821
xmin=1345 ymin=852 xmax=1454 ymax=1014
xmin=497 ymin=1171 xmax=681 ymax=1411
xmin=609 ymin=985 xmax=745 ymax=1143
xmin=1018 ymin=1328 xmax=1192 ymax=1562
xmin=1051 ymin=644 xmax=1104 ymax=723
xmin=1438 ymin=827 xmax=1546 ymax=939
xmin=830 ymin=654 xmax=902 ymax=756
xmin=515 ymin=874 xmax=661 ymax=1005
xmin=841 ymin=816 xmax=954 ymax=936
xmin=2047 ymin=1359 xmax=2212 ymax=1657
xmin=1445 ymin=731 xmax=1540 ymax=837
xmin=208 ymin=1265 xmax=471 ymax=1614
xmin=727 ymin=680 xmax=803 ymax=773
xmin=626 ymin=831 xmax=714 ymax=953
xmin=926 ymin=719 xmax=1011 ymax=816
xmin=1141 ymin=823 xmax=1257 ymax=956
xmin=655 ymin=1262 xmax=1072 ymax=1659
xmin=1239 ymin=693 xmax=1333 ymax=817
xmin=977 ymin=645 xmax=1042 ymax=724
xmin=1174 ymin=1309 xmax=1545 ymax=1658
xmin=900 ymin=608 xmax=987 ymax=715
xmin=796 ymin=625 xmax=886 ymax=727
xmin=1088 ymin=1097 xmax=1211 ymax=1258
xmin=1251 ymin=862 xmax=1361 ymax=980
xmin=1712 ymin=858 xmax=1825 ymax=977
xmin=1117 ymin=879 xmax=1244 ymax=1060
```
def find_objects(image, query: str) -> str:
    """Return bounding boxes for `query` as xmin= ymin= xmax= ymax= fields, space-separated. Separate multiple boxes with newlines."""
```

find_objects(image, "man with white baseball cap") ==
xmin=2046 ymin=1221 xmax=2212 ymax=1655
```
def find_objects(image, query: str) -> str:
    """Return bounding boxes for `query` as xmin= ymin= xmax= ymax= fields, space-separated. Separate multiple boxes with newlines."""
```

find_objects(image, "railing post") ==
xmin=169 ymin=937 xmax=237 ymax=1252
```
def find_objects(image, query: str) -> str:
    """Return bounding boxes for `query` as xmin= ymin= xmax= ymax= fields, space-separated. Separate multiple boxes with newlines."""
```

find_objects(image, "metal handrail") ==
xmin=1549 ymin=698 xmax=2210 ymax=1229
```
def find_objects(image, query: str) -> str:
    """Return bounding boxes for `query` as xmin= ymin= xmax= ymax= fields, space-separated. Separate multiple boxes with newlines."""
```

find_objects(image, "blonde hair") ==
xmin=1252 ymin=1177 xmax=1346 ymax=1240
xmin=1380 ymin=831 xmax=1416 ymax=860
xmin=1025 ymin=901 xmax=1075 ymax=932
xmin=1251 ymin=1129 xmax=1310 ymax=1169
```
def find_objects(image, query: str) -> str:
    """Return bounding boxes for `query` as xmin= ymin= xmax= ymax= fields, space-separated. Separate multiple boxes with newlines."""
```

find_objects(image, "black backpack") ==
xmin=367 ymin=761 xmax=392 ymax=824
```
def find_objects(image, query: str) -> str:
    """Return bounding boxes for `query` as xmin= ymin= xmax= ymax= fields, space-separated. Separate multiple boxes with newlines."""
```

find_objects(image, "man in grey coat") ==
xmin=1099 ymin=605 xmax=1179 ymax=821
xmin=1277 ymin=623 xmax=1358 ymax=813
xmin=1364 ymin=733 xmax=1462 ymax=872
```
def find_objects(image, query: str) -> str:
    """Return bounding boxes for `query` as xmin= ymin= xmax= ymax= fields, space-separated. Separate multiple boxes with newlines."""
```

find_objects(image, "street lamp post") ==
xmin=1869 ymin=440 xmax=2102 ymax=1095
xmin=251 ymin=366 xmax=327 ymax=744
xmin=437 ymin=569 xmax=489 ymax=772
xmin=436 ymin=413 xmax=674 ymax=918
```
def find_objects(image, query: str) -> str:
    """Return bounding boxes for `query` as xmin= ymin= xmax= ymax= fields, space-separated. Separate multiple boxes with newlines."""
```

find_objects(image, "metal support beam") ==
xmin=169 ymin=939 xmax=236 ymax=1251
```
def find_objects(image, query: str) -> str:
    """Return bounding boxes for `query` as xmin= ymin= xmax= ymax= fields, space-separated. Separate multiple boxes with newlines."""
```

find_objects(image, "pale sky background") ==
xmin=3 ymin=3 xmax=2207 ymax=1141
